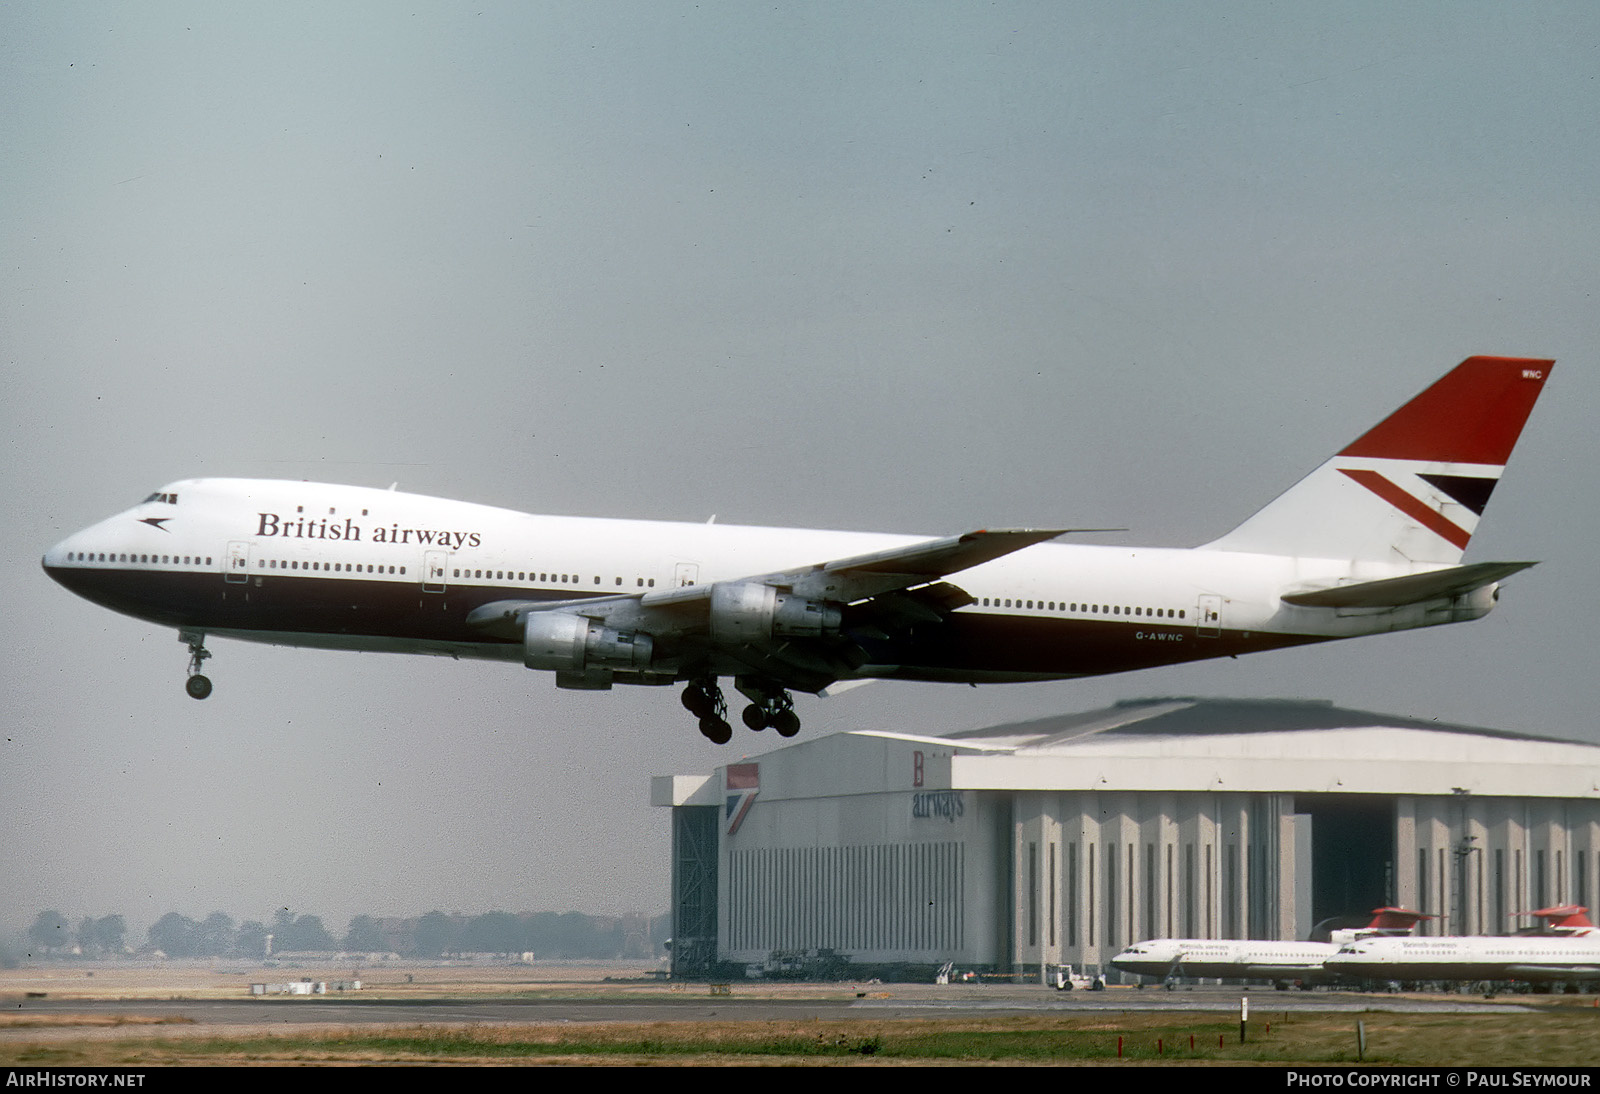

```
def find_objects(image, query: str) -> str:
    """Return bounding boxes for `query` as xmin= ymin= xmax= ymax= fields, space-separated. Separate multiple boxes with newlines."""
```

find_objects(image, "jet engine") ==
xmin=709 ymin=582 xmax=843 ymax=644
xmin=523 ymin=612 xmax=654 ymax=673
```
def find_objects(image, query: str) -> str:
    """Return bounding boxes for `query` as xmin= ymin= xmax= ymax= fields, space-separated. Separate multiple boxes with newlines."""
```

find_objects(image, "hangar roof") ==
xmin=944 ymin=697 xmax=1581 ymax=750
xmin=655 ymin=698 xmax=1600 ymax=804
xmin=926 ymin=698 xmax=1600 ymax=798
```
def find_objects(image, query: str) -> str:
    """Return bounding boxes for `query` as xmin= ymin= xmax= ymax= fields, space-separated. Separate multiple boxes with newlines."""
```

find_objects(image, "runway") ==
xmin=1 ymin=983 xmax=1544 ymax=1044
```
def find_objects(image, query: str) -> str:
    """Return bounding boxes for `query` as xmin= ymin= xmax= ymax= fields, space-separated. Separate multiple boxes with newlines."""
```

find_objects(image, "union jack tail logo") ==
xmin=1205 ymin=356 xmax=1552 ymax=565
xmin=725 ymin=763 xmax=759 ymax=835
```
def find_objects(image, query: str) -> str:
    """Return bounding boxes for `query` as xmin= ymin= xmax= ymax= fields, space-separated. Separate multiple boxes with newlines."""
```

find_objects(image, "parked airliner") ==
xmin=42 ymin=356 xmax=1551 ymax=743
xmin=1111 ymin=907 xmax=1432 ymax=986
xmin=1324 ymin=906 xmax=1600 ymax=986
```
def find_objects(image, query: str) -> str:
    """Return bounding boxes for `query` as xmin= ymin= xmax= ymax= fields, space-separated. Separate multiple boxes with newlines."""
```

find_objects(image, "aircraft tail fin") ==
xmin=1516 ymin=905 xmax=1596 ymax=932
xmin=1365 ymin=906 xmax=1434 ymax=932
xmin=1202 ymin=357 xmax=1553 ymax=564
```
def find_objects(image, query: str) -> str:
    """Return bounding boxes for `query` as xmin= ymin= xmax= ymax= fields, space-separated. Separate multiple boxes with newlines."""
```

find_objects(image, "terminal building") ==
xmin=652 ymin=698 xmax=1600 ymax=979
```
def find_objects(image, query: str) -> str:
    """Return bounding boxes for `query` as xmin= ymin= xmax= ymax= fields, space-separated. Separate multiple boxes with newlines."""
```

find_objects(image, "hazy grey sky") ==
xmin=4 ymin=2 xmax=1598 ymax=943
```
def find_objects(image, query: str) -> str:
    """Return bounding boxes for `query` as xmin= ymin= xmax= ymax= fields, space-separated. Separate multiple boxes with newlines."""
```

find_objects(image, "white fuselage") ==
xmin=41 ymin=478 xmax=1494 ymax=687
xmin=1111 ymin=938 xmax=1343 ymax=982
xmin=1326 ymin=934 xmax=1600 ymax=983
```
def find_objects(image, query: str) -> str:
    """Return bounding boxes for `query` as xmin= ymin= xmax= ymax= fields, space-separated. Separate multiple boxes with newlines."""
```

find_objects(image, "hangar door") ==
xmin=1298 ymin=794 xmax=1395 ymax=932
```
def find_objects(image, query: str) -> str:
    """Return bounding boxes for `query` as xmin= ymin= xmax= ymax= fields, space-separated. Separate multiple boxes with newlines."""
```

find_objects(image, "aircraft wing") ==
xmin=641 ymin=527 xmax=1074 ymax=607
xmin=1241 ymin=964 xmax=1325 ymax=979
xmin=1504 ymin=965 xmax=1600 ymax=980
xmin=465 ymin=527 xmax=1079 ymax=687
xmin=1281 ymin=560 xmax=1537 ymax=609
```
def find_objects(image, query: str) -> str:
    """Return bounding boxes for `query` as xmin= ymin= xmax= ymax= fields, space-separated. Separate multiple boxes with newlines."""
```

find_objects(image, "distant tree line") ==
xmin=27 ymin=911 xmax=127 ymax=957
xmin=25 ymin=907 xmax=667 ymax=960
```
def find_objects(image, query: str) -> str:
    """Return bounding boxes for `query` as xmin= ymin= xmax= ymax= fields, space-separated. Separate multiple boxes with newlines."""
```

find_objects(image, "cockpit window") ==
xmin=142 ymin=492 xmax=178 ymax=504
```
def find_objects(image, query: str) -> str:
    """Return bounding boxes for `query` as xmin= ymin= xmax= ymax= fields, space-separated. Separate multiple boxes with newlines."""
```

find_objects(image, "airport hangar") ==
xmin=652 ymin=698 xmax=1600 ymax=980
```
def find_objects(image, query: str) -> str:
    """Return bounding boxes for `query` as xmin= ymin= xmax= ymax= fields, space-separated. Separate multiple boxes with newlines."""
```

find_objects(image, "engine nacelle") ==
xmin=709 ymin=582 xmax=843 ymax=644
xmin=523 ymin=612 xmax=654 ymax=672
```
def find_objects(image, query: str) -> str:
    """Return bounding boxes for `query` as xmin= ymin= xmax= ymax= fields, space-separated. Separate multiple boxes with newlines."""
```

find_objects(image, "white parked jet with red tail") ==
xmin=1111 ymin=907 xmax=1434 ymax=985
xmin=1325 ymin=906 xmax=1600 ymax=985
xmin=43 ymin=356 xmax=1551 ymax=743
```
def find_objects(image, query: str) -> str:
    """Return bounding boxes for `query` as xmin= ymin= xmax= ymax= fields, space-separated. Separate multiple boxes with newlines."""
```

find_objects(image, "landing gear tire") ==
xmin=180 ymin=630 xmax=213 ymax=700
xmin=682 ymin=687 xmax=712 ymax=718
xmin=686 ymin=678 xmax=732 ymax=743
xmin=734 ymin=676 xmax=802 ymax=738
xmin=698 ymin=715 xmax=732 ymax=744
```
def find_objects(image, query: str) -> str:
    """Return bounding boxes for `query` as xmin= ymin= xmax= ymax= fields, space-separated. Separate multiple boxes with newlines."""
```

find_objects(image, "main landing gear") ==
xmin=682 ymin=678 xmax=730 ymax=743
xmin=736 ymin=676 xmax=800 ymax=737
xmin=180 ymin=630 xmax=213 ymax=700
xmin=683 ymin=677 xmax=802 ymax=744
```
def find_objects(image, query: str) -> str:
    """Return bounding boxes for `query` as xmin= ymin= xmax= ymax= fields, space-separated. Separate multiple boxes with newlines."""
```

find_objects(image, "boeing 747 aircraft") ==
xmin=42 ymin=356 xmax=1551 ymax=743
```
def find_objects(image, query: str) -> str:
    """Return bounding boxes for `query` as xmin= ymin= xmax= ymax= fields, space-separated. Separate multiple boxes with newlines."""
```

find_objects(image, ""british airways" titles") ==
xmin=255 ymin=513 xmax=482 ymax=549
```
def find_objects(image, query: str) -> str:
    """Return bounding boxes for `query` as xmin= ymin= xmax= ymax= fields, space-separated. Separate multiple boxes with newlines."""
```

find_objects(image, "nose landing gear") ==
xmin=180 ymin=630 xmax=213 ymax=700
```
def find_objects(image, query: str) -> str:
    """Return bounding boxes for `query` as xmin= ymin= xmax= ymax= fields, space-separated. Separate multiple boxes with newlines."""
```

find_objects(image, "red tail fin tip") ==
xmin=1340 ymin=356 xmax=1553 ymax=465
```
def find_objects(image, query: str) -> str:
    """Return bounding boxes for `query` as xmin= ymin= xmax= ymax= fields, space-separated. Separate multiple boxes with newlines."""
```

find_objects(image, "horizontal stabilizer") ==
xmin=1515 ymin=905 xmax=1598 ymax=931
xmin=1367 ymin=907 xmax=1434 ymax=930
xmin=1281 ymin=561 xmax=1536 ymax=609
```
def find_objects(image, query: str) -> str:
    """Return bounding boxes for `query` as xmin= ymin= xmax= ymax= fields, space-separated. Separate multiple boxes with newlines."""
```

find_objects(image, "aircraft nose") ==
xmin=43 ymin=531 xmax=75 ymax=573
xmin=42 ymin=530 xmax=89 ymax=590
xmin=41 ymin=518 xmax=123 ymax=597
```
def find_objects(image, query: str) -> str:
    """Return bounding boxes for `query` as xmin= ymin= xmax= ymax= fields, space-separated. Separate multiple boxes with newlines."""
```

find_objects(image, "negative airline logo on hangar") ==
xmin=725 ymin=763 xmax=758 ymax=835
